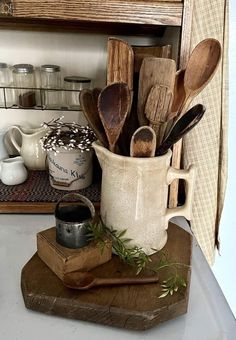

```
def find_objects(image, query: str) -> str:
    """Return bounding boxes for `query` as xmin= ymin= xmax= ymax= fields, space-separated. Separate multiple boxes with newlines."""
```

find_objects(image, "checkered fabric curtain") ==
xmin=183 ymin=0 xmax=229 ymax=264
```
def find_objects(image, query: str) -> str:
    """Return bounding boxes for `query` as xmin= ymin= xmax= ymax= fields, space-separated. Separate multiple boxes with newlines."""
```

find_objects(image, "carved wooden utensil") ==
xmin=156 ymin=104 xmax=206 ymax=156
xmin=106 ymin=38 xmax=134 ymax=155
xmin=130 ymin=126 xmax=156 ymax=157
xmin=107 ymin=37 xmax=134 ymax=90
xmin=137 ymin=57 xmax=176 ymax=126
xmin=79 ymin=89 xmax=108 ymax=147
xmin=98 ymin=82 xmax=131 ymax=153
xmin=145 ymin=84 xmax=173 ymax=147
xmin=91 ymin=87 xmax=101 ymax=108
xmin=180 ymin=38 xmax=222 ymax=116
xmin=170 ymin=38 xmax=222 ymax=208
xmin=63 ymin=271 xmax=159 ymax=290
xmin=169 ymin=69 xmax=186 ymax=120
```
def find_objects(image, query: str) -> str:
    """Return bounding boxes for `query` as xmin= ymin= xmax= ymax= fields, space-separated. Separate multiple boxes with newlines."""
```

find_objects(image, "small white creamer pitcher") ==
xmin=7 ymin=125 xmax=47 ymax=170
xmin=0 ymin=156 xmax=27 ymax=185
xmin=93 ymin=141 xmax=196 ymax=255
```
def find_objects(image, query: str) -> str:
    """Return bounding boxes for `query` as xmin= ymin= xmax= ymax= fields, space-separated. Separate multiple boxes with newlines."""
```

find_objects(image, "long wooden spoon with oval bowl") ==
xmin=179 ymin=38 xmax=222 ymax=116
xmin=130 ymin=126 xmax=156 ymax=157
xmin=169 ymin=38 xmax=222 ymax=208
xmin=63 ymin=271 xmax=159 ymax=290
xmin=98 ymin=82 xmax=131 ymax=153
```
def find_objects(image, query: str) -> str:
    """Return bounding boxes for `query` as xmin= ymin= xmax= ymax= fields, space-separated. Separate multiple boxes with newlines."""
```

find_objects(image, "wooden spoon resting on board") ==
xmin=98 ymin=82 xmax=131 ymax=153
xmin=130 ymin=126 xmax=156 ymax=157
xmin=63 ymin=271 xmax=159 ymax=290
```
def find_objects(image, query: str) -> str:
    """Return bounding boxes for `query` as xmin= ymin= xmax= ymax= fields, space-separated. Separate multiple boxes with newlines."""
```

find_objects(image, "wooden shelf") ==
xmin=0 ymin=1 xmax=183 ymax=31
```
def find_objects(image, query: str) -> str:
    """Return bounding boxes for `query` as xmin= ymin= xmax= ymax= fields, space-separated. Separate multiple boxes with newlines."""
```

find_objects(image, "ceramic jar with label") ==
xmin=13 ymin=64 xmax=37 ymax=108
xmin=47 ymin=148 xmax=93 ymax=191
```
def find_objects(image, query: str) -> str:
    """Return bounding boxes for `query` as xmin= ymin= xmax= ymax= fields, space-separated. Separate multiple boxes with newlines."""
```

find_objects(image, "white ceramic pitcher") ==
xmin=93 ymin=142 xmax=196 ymax=255
xmin=0 ymin=156 xmax=27 ymax=185
xmin=7 ymin=125 xmax=47 ymax=170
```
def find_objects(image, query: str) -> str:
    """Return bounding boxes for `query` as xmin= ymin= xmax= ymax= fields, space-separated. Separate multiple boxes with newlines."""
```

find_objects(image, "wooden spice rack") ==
xmin=0 ymin=0 xmax=195 ymax=211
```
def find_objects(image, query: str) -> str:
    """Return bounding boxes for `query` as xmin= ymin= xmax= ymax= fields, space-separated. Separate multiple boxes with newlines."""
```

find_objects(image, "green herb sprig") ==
xmin=87 ymin=216 xmax=189 ymax=298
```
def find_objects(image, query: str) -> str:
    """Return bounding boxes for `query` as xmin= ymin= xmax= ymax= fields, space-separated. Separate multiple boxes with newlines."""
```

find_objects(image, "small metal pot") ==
xmin=55 ymin=193 xmax=95 ymax=249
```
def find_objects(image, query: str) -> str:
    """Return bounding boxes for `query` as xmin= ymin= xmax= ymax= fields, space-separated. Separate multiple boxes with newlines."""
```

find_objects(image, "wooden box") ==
xmin=37 ymin=227 xmax=112 ymax=280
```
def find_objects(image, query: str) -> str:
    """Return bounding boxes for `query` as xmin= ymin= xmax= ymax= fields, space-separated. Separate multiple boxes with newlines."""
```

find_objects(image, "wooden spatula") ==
xmin=137 ymin=57 xmax=176 ymax=126
xmin=130 ymin=126 xmax=156 ymax=157
xmin=79 ymin=89 xmax=108 ymax=147
xmin=145 ymin=84 xmax=173 ymax=147
xmin=107 ymin=37 xmax=134 ymax=90
xmin=98 ymin=82 xmax=131 ymax=153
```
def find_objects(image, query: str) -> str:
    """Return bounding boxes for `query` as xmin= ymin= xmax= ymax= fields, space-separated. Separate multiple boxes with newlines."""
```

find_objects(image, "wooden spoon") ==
xmin=137 ymin=57 xmax=176 ymax=126
xmin=156 ymin=104 xmax=206 ymax=156
xmin=91 ymin=87 xmax=101 ymax=108
xmin=180 ymin=38 xmax=222 ymax=116
xmin=169 ymin=69 xmax=186 ymax=120
xmin=63 ymin=271 xmax=159 ymax=290
xmin=145 ymin=84 xmax=173 ymax=147
xmin=169 ymin=39 xmax=221 ymax=208
xmin=79 ymin=89 xmax=108 ymax=147
xmin=98 ymin=82 xmax=131 ymax=153
xmin=130 ymin=126 xmax=156 ymax=157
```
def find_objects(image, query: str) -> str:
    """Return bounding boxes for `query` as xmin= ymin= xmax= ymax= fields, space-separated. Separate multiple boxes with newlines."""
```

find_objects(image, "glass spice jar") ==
xmin=64 ymin=76 xmax=91 ymax=110
xmin=0 ymin=62 xmax=13 ymax=108
xmin=13 ymin=64 xmax=37 ymax=108
xmin=40 ymin=64 xmax=61 ymax=109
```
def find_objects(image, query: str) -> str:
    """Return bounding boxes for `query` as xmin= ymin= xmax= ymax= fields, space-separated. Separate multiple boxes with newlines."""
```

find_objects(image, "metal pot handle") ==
xmin=55 ymin=193 xmax=95 ymax=218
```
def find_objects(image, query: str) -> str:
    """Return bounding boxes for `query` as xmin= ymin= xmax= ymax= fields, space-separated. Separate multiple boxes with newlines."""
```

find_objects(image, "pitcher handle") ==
xmin=7 ymin=125 xmax=22 ymax=154
xmin=165 ymin=165 xmax=196 ymax=223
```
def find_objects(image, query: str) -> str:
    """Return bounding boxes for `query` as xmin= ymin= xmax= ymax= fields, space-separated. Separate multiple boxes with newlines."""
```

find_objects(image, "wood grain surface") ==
xmin=37 ymin=227 xmax=112 ymax=280
xmin=12 ymin=0 xmax=183 ymax=26
xmin=21 ymin=222 xmax=192 ymax=330
xmin=107 ymin=38 xmax=134 ymax=90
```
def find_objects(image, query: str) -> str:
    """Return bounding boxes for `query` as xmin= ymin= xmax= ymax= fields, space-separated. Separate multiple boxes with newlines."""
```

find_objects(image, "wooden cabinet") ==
xmin=0 ymin=0 xmax=194 ymax=212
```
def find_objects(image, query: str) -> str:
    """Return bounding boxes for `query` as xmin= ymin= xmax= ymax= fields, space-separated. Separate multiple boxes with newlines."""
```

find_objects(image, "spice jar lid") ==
xmin=0 ymin=63 xmax=7 ymax=69
xmin=64 ymin=76 xmax=91 ymax=83
xmin=13 ymin=64 xmax=34 ymax=74
xmin=41 ymin=64 xmax=61 ymax=73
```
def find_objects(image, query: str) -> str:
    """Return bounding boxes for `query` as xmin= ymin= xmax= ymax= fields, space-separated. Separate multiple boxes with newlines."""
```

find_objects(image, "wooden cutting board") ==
xmin=21 ymin=222 xmax=192 ymax=331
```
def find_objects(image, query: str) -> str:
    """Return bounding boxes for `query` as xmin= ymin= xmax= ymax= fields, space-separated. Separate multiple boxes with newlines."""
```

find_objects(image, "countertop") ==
xmin=0 ymin=215 xmax=235 ymax=340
